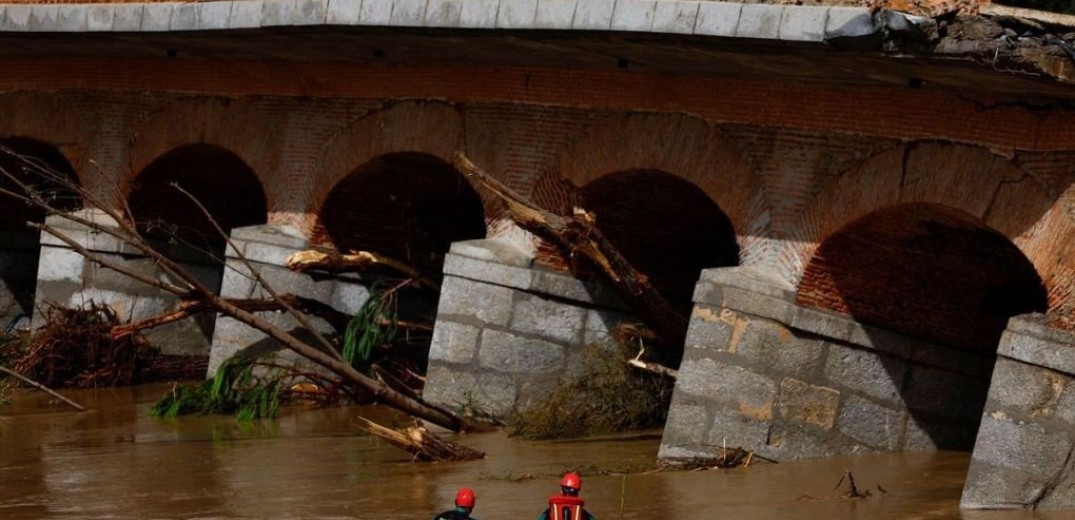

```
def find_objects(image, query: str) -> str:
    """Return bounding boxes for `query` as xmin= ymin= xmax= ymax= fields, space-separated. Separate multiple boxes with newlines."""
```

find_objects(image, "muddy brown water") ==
xmin=0 ymin=384 xmax=1061 ymax=519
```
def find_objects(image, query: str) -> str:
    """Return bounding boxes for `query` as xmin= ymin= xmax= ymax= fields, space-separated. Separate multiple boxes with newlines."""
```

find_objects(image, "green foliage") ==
xmin=511 ymin=343 xmax=674 ymax=439
xmin=150 ymin=358 xmax=282 ymax=421
xmin=342 ymin=290 xmax=397 ymax=367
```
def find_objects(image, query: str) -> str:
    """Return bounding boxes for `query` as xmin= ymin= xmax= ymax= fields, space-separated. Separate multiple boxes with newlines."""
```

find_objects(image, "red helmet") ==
xmin=560 ymin=472 xmax=582 ymax=491
xmin=455 ymin=488 xmax=476 ymax=509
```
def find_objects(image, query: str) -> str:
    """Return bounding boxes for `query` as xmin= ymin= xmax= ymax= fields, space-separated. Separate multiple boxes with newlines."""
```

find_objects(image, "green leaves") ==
xmin=342 ymin=290 xmax=398 ymax=368
xmin=150 ymin=358 xmax=282 ymax=421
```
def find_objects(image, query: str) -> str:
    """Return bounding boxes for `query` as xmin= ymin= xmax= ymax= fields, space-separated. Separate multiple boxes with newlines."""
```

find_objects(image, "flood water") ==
xmin=0 ymin=384 xmax=1063 ymax=519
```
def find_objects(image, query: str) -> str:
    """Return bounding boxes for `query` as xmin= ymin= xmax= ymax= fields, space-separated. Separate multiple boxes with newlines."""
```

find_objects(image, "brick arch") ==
xmin=128 ymin=98 xmax=274 ymax=210
xmin=0 ymin=92 xmax=90 ymax=177
xmin=543 ymin=113 xmax=766 ymax=241
xmin=315 ymin=152 xmax=486 ymax=276
xmin=308 ymin=101 xmax=482 ymax=227
xmin=0 ymin=137 xmax=83 ymax=231
xmin=797 ymin=202 xmax=1048 ymax=354
xmin=579 ymin=168 xmax=739 ymax=308
xmin=128 ymin=143 xmax=267 ymax=255
xmin=786 ymin=142 xmax=1056 ymax=289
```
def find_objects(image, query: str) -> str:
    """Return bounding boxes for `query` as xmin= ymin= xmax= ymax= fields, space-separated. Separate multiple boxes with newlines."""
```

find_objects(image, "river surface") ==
xmin=0 ymin=384 xmax=1064 ymax=519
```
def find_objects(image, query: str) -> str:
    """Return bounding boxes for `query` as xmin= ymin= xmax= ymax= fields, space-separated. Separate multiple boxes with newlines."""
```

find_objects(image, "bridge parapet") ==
xmin=660 ymin=265 xmax=995 ymax=461
xmin=423 ymin=238 xmax=627 ymax=419
xmin=962 ymin=316 xmax=1075 ymax=510
xmin=0 ymin=0 xmax=875 ymax=44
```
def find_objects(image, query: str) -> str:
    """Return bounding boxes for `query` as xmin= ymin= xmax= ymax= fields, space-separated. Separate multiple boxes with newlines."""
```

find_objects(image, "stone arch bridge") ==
xmin=3 ymin=0 xmax=1075 ymax=509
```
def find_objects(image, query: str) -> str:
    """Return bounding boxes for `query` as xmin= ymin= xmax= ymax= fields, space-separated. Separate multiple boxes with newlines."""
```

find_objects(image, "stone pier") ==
xmin=658 ymin=266 xmax=994 ymax=461
xmin=33 ymin=209 xmax=223 ymax=357
xmin=205 ymin=224 xmax=373 ymax=376
xmin=961 ymin=316 xmax=1075 ymax=510
xmin=423 ymin=238 xmax=628 ymax=419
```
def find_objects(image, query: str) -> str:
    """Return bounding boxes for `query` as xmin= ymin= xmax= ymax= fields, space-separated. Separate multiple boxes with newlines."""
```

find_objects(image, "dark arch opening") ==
xmin=581 ymin=169 xmax=739 ymax=312
xmin=128 ymin=144 xmax=267 ymax=257
xmin=797 ymin=202 xmax=1048 ymax=449
xmin=0 ymin=137 xmax=82 ymax=230
xmin=318 ymin=152 xmax=487 ymax=277
xmin=0 ymin=137 xmax=82 ymax=328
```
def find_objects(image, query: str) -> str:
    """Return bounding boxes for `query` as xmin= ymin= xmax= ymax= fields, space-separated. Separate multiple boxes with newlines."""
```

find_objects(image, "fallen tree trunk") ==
xmin=286 ymin=250 xmax=440 ymax=290
xmin=452 ymin=152 xmax=689 ymax=349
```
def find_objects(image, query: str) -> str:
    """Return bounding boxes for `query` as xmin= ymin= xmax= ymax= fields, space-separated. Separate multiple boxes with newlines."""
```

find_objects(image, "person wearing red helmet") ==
xmin=537 ymin=472 xmax=595 ymax=520
xmin=433 ymin=487 xmax=479 ymax=520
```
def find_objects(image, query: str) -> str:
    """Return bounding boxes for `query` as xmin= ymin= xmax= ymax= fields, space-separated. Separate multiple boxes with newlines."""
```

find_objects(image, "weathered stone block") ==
xmin=293 ymin=0 xmax=328 ymax=24
xmin=721 ymin=286 xmax=791 ymax=322
xmin=197 ymin=1 xmax=232 ymax=29
xmin=706 ymin=408 xmax=773 ymax=452
xmin=572 ymin=0 xmax=614 ymax=29
xmin=475 ymin=371 xmax=519 ymax=416
xmin=36 ymin=247 xmax=84 ymax=282
xmin=422 ymin=365 xmax=479 ymax=412
xmin=458 ymin=0 xmax=498 ymax=28
xmin=436 ymin=275 xmax=514 ymax=327
xmin=510 ymin=294 xmax=585 ymax=344
xmin=169 ymin=2 xmax=198 ymax=30
xmin=424 ymin=0 xmax=462 ymax=26
xmin=789 ymin=306 xmax=851 ymax=342
xmin=112 ymin=4 xmax=143 ymax=30
xmin=444 ymin=253 xmax=532 ymax=290
xmin=677 ymin=358 xmax=776 ymax=418
xmin=734 ymin=319 xmax=826 ymax=377
xmin=478 ymin=329 xmax=565 ymax=374
xmin=736 ymin=2 xmax=781 ymax=39
xmin=56 ymin=5 xmax=88 ymax=31
xmin=28 ymin=4 xmax=59 ymax=31
xmin=141 ymin=3 xmax=174 ymax=31
xmin=610 ymin=0 xmax=655 ymax=32
xmin=86 ymin=5 xmax=115 ymax=31
xmin=693 ymin=1 xmax=740 ymax=36
xmin=533 ymin=0 xmax=575 ymax=29
xmin=824 ymin=344 xmax=906 ymax=405
xmin=583 ymin=308 xmax=623 ymax=346
xmin=651 ymin=1 xmax=698 ymax=34
xmin=778 ymin=5 xmax=826 ymax=41
xmin=658 ymin=403 xmax=711 ymax=458
xmin=330 ymin=282 xmax=370 ymax=315
xmin=836 ymin=395 xmax=902 ymax=450
xmin=391 ymin=0 xmax=427 ymax=25
xmin=972 ymin=414 xmax=1069 ymax=477
xmin=4 ymin=5 xmax=32 ymax=30
xmin=824 ymin=6 xmax=875 ymax=40
xmin=984 ymin=358 xmax=1065 ymax=415
xmin=429 ymin=320 xmax=481 ymax=364
xmin=684 ymin=305 xmax=735 ymax=351
xmin=496 ymin=0 xmax=537 ymax=28
xmin=777 ymin=377 xmax=840 ymax=429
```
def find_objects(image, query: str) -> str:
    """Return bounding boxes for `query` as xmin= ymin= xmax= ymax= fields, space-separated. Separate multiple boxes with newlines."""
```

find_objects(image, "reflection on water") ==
xmin=0 ymin=384 xmax=1061 ymax=519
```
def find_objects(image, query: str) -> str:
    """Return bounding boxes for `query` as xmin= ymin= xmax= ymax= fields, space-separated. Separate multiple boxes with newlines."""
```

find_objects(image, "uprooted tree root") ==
xmin=7 ymin=303 xmax=160 ymax=388
xmin=510 ymin=342 xmax=674 ymax=439
xmin=361 ymin=417 xmax=485 ymax=461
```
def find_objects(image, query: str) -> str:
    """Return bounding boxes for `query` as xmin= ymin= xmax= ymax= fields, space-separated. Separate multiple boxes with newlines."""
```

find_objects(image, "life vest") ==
xmin=434 ymin=508 xmax=471 ymax=520
xmin=548 ymin=494 xmax=586 ymax=520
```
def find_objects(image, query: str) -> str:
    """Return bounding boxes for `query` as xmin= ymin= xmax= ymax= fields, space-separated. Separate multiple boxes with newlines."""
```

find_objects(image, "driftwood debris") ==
xmin=360 ymin=417 xmax=485 ymax=462
xmin=452 ymin=152 xmax=689 ymax=349
xmin=285 ymin=250 xmax=441 ymax=290
xmin=797 ymin=470 xmax=879 ymax=502
xmin=0 ymin=366 xmax=84 ymax=411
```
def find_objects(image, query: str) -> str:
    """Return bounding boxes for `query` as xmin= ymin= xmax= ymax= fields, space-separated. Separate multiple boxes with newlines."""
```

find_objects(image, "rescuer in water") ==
xmin=538 ymin=472 xmax=596 ymax=520
xmin=433 ymin=488 xmax=479 ymax=520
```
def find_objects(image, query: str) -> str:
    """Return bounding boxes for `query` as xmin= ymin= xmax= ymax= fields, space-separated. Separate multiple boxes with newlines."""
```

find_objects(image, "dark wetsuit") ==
xmin=433 ymin=507 xmax=479 ymax=520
